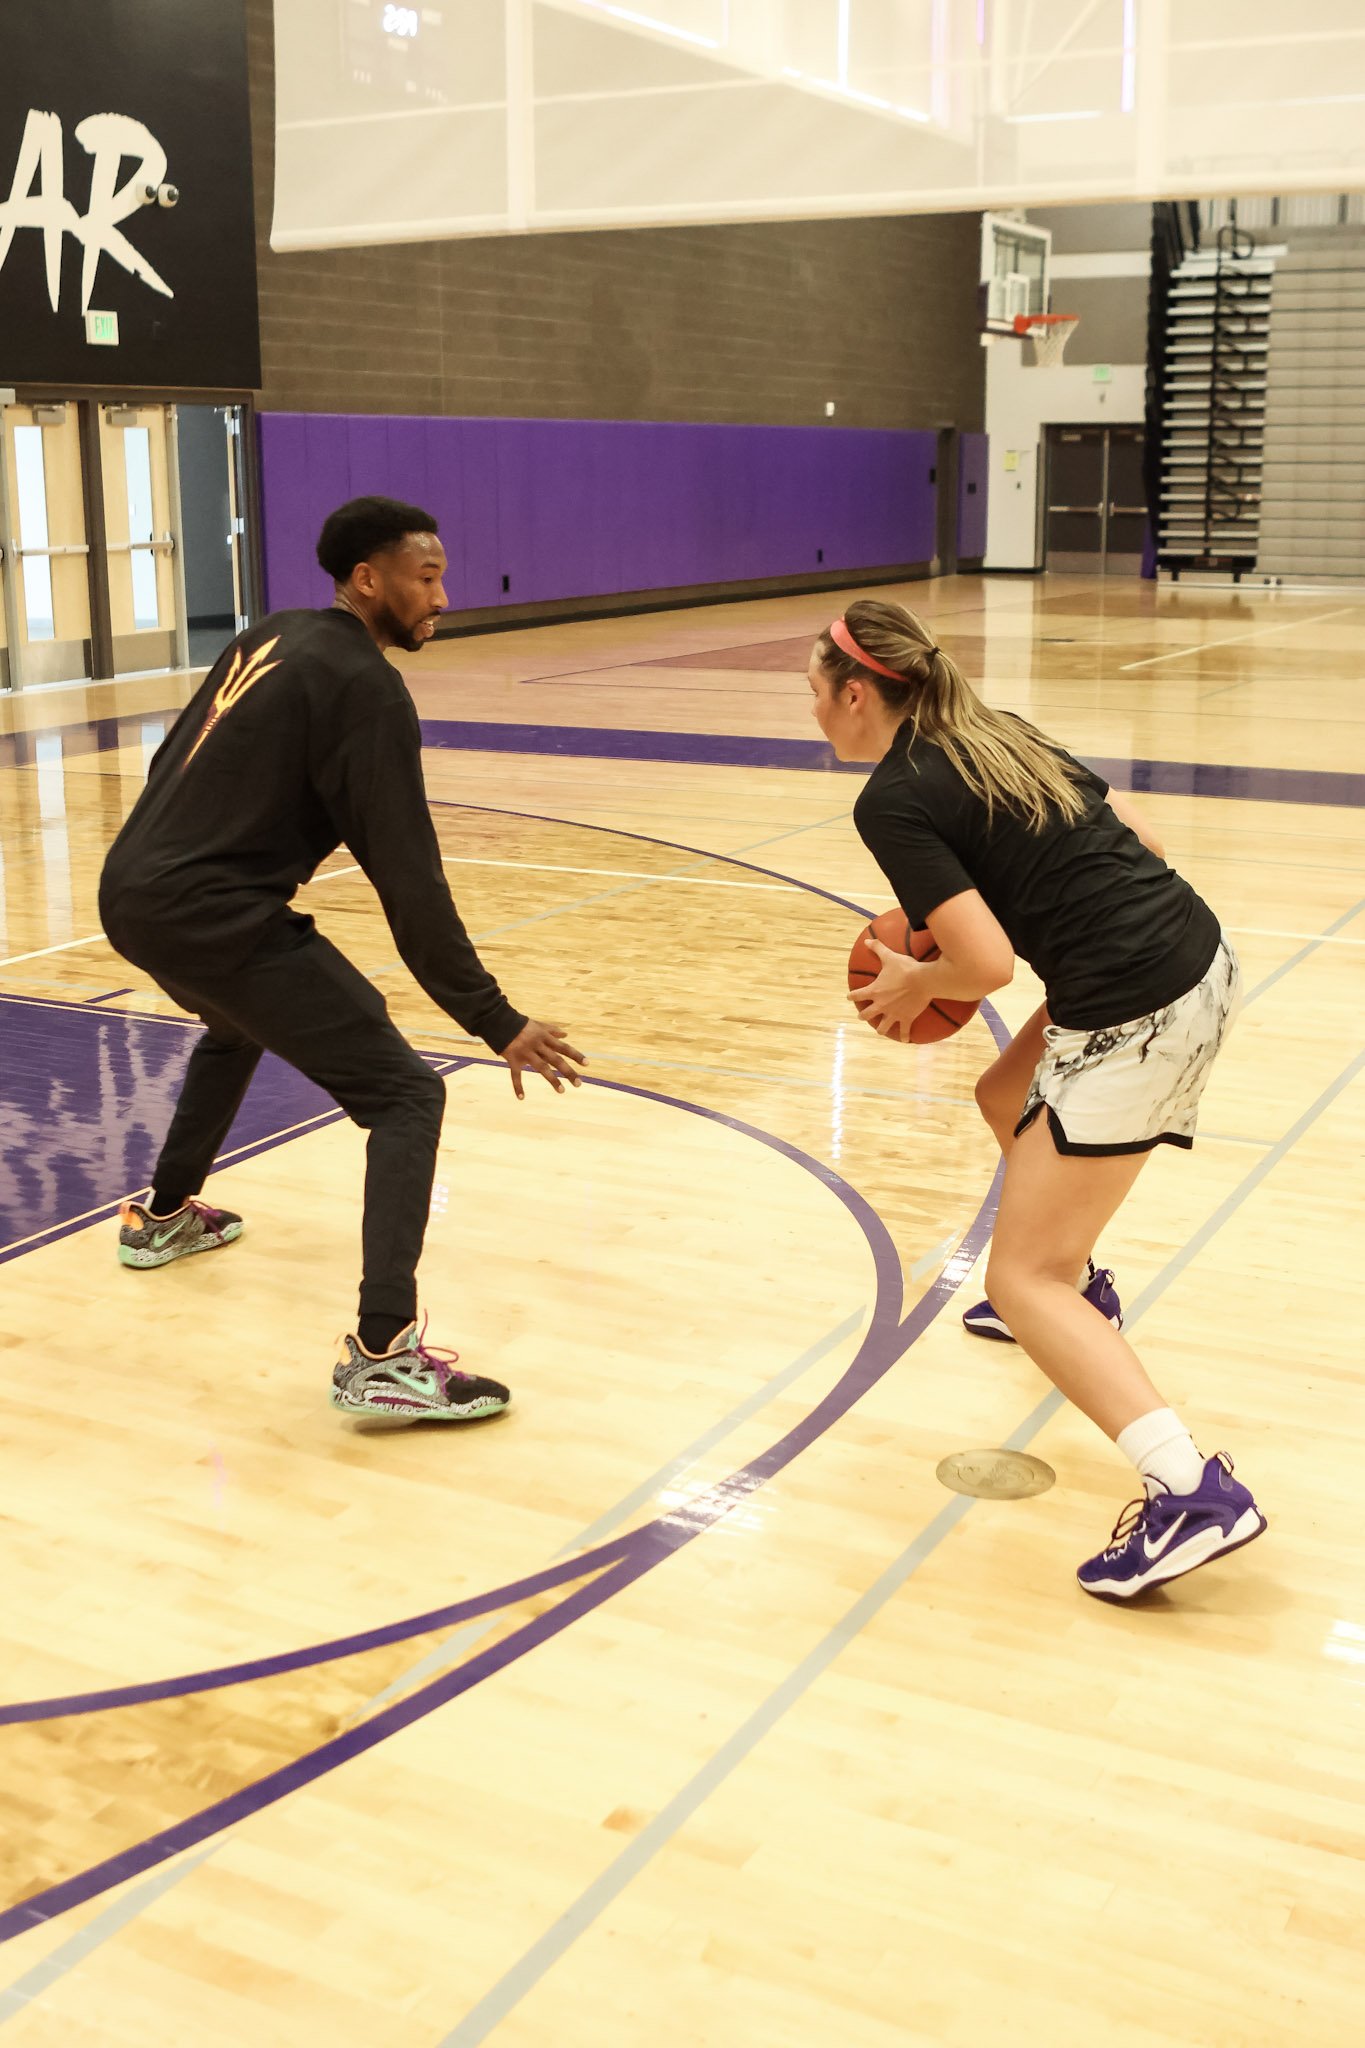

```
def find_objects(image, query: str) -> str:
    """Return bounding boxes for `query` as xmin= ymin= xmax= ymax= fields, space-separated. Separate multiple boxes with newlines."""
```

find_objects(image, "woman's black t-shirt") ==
xmin=852 ymin=729 xmax=1221 ymax=1029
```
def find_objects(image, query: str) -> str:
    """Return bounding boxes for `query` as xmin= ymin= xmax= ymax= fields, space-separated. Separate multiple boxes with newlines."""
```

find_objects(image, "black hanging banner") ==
xmin=0 ymin=0 xmax=260 ymax=389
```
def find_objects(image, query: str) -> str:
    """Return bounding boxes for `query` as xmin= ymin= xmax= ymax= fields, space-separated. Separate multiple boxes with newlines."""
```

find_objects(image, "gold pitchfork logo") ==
xmin=183 ymin=636 xmax=284 ymax=767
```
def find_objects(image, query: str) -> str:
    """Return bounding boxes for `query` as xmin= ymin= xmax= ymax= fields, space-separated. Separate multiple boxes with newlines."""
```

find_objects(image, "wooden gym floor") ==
xmin=0 ymin=572 xmax=1363 ymax=2046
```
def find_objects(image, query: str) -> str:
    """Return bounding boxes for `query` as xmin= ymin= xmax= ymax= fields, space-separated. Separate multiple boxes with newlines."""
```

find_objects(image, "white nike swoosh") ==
xmin=1143 ymin=1511 xmax=1188 ymax=1560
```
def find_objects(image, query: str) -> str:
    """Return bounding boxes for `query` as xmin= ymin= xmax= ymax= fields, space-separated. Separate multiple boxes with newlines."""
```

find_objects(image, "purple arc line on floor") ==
xmin=0 ymin=806 xmax=1007 ymax=1944
xmin=0 ymin=1076 xmax=1002 ymax=1943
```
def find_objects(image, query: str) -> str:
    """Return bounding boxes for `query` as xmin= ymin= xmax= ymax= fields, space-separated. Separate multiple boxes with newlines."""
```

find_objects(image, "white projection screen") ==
xmin=271 ymin=1 xmax=1365 ymax=251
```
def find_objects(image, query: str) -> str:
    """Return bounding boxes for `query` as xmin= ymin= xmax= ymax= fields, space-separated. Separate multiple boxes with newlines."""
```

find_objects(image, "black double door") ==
xmin=1045 ymin=425 xmax=1147 ymax=575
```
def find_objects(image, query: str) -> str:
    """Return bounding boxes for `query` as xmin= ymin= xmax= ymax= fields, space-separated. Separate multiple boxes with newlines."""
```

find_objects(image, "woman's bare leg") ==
xmin=985 ymin=1113 xmax=1162 ymax=1437
xmin=973 ymin=1002 xmax=1049 ymax=1154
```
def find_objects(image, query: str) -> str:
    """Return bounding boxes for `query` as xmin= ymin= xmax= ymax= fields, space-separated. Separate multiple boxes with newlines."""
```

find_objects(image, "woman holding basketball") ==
xmin=810 ymin=599 xmax=1264 ymax=1601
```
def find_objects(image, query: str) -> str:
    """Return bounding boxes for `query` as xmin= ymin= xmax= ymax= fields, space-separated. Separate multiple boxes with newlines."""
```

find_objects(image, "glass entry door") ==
xmin=0 ymin=400 xmax=94 ymax=688
xmin=100 ymin=404 xmax=186 ymax=676
xmin=176 ymin=404 xmax=251 ymax=669
xmin=0 ymin=396 xmax=253 ymax=691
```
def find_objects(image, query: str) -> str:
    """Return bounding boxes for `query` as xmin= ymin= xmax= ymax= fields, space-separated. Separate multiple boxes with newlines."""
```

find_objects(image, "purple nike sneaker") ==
xmin=962 ymin=1260 xmax=1122 ymax=1343
xmin=1077 ymin=1454 xmax=1267 ymax=1602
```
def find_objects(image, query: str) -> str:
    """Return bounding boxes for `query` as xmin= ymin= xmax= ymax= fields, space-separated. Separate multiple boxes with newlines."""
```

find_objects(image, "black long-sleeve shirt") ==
xmin=99 ymin=608 xmax=526 ymax=1053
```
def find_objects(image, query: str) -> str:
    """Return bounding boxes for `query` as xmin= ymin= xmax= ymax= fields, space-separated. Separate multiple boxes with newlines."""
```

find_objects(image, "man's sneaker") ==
xmin=330 ymin=1320 xmax=510 ymax=1424
xmin=118 ymin=1195 xmax=243 ymax=1269
xmin=1077 ymin=1454 xmax=1267 ymax=1602
xmin=962 ymin=1260 xmax=1122 ymax=1343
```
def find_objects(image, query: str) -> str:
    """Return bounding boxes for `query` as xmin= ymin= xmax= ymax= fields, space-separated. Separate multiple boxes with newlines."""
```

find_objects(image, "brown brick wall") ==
xmin=245 ymin=0 xmax=984 ymax=431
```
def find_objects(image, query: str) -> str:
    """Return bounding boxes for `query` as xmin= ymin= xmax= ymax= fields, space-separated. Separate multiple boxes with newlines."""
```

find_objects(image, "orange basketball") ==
xmin=847 ymin=908 xmax=979 ymax=1044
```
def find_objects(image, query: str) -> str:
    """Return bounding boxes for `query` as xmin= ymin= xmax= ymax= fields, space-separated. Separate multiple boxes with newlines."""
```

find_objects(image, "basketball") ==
xmin=847 ymin=908 xmax=980 ymax=1043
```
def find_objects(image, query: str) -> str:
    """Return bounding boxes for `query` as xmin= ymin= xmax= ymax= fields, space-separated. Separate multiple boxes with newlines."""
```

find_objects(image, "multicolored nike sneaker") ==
xmin=330 ymin=1320 xmax=510 ymax=1423
xmin=1077 ymin=1455 xmax=1267 ymax=1602
xmin=118 ymin=1195 xmax=244 ymax=1269
xmin=962 ymin=1259 xmax=1122 ymax=1342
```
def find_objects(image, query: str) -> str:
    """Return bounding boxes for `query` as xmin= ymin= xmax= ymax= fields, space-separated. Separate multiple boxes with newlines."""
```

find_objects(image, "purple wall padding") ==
xmin=258 ymin=413 xmax=938 ymax=613
xmin=957 ymin=431 xmax=988 ymax=559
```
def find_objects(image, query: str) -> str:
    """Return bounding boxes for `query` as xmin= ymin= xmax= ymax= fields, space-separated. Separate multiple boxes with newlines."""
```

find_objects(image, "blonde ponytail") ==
xmin=814 ymin=599 xmax=1086 ymax=832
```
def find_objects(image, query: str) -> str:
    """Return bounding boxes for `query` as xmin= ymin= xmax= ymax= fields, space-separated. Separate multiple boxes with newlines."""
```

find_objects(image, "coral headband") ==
xmin=829 ymin=616 xmax=913 ymax=681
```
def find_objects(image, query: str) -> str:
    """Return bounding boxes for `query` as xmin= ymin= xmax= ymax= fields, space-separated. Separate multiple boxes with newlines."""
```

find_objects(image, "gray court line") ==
xmin=467 ymin=810 xmax=853 ymax=942
xmin=0 ymin=1297 xmax=862 ymax=2011
xmin=436 ymin=1038 xmax=1365 ymax=2048
xmin=3 ymin=870 xmax=1345 ymax=2015
xmin=439 ymin=1499 xmax=981 ymax=2048
xmin=1243 ymin=895 xmax=1365 ymax=1005
xmin=350 ymin=1307 xmax=866 ymax=1725
xmin=998 ymin=1040 xmax=1365 ymax=1447
xmin=567 ymin=1307 xmax=867 ymax=1554
xmin=563 ymin=1051 xmax=980 ymax=1112
xmin=418 ymin=1031 xmax=979 ymax=1110
xmin=0 ymin=1296 xmax=869 ymax=2027
xmin=1188 ymin=854 xmax=1365 ymax=878
xmin=345 ymin=1614 xmax=506 ymax=1730
xmin=450 ymin=798 xmax=826 ymax=831
xmin=910 ymin=1234 xmax=959 ymax=1282
xmin=1118 ymin=603 xmax=1360 ymax=672
xmin=0 ymin=1846 xmax=219 ymax=2023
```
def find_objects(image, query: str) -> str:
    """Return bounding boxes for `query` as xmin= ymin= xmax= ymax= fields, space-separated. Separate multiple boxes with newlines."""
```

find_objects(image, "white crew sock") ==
xmin=1116 ymin=1407 xmax=1207 ymax=1497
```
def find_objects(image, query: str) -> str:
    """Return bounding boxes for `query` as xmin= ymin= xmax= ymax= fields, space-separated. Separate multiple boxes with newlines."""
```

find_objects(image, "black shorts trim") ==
xmin=1015 ymin=1102 xmax=1196 ymax=1158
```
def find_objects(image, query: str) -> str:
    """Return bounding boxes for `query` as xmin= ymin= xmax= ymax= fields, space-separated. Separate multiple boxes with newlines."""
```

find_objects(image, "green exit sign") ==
xmin=84 ymin=310 xmax=119 ymax=347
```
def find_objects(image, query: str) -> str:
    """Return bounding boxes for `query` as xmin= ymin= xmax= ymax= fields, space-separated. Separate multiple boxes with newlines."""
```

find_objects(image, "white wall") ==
xmin=983 ymin=348 xmax=1146 ymax=570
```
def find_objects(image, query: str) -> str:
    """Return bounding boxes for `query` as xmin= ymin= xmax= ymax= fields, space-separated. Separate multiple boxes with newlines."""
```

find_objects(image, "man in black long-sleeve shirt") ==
xmin=100 ymin=496 xmax=585 ymax=1422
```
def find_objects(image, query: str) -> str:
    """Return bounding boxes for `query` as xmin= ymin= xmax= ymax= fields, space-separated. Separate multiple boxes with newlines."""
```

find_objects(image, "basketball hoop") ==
xmin=1013 ymin=312 xmax=1079 ymax=366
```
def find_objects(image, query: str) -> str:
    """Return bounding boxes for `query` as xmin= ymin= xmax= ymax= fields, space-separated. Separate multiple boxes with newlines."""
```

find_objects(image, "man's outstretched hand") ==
xmin=501 ymin=1019 xmax=588 ymax=1100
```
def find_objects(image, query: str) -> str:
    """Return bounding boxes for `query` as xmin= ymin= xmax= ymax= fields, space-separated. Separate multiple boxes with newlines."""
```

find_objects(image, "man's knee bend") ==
xmin=351 ymin=1054 xmax=446 ymax=1136
xmin=200 ymin=1026 xmax=254 ymax=1057
xmin=406 ymin=1059 xmax=447 ymax=1133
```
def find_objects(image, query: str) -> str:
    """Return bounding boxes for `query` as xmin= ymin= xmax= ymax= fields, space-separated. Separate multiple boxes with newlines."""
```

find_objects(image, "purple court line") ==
xmin=0 ymin=992 xmax=470 ymax=1266
xmin=421 ymin=717 xmax=853 ymax=772
xmin=417 ymin=719 xmax=1365 ymax=807
xmin=0 ymin=1557 xmax=645 ymax=1944
xmin=0 ymin=1087 xmax=1000 ymax=1945
xmin=0 ymin=807 xmax=1009 ymax=1942
xmin=426 ymin=796 xmax=882 ymax=920
xmin=1 ymin=805 xmax=1006 ymax=1722
xmin=2 ymin=689 xmax=1359 ymax=807
xmin=0 ymin=1070 xmax=908 ymax=1730
xmin=0 ymin=989 xmax=186 ymax=1021
xmin=0 ymin=1547 xmax=632 ymax=1730
xmin=0 ymin=708 xmax=180 ymax=772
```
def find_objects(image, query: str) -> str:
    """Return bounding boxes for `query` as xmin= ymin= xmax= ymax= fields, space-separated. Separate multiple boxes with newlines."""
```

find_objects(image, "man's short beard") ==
xmin=377 ymin=602 xmax=425 ymax=652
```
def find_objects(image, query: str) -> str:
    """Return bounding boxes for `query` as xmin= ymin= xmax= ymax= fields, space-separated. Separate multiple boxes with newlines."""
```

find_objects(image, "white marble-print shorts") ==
xmin=1016 ymin=937 xmax=1242 ymax=1156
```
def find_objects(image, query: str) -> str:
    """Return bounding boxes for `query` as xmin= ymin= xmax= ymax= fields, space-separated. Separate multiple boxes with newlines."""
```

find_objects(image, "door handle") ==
xmin=1109 ymin=504 xmax=1147 ymax=516
xmin=1049 ymin=504 xmax=1104 ymax=515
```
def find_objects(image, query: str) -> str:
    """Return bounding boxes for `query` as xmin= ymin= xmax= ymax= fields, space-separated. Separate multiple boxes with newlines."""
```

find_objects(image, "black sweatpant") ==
xmin=122 ymin=920 xmax=446 ymax=1325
